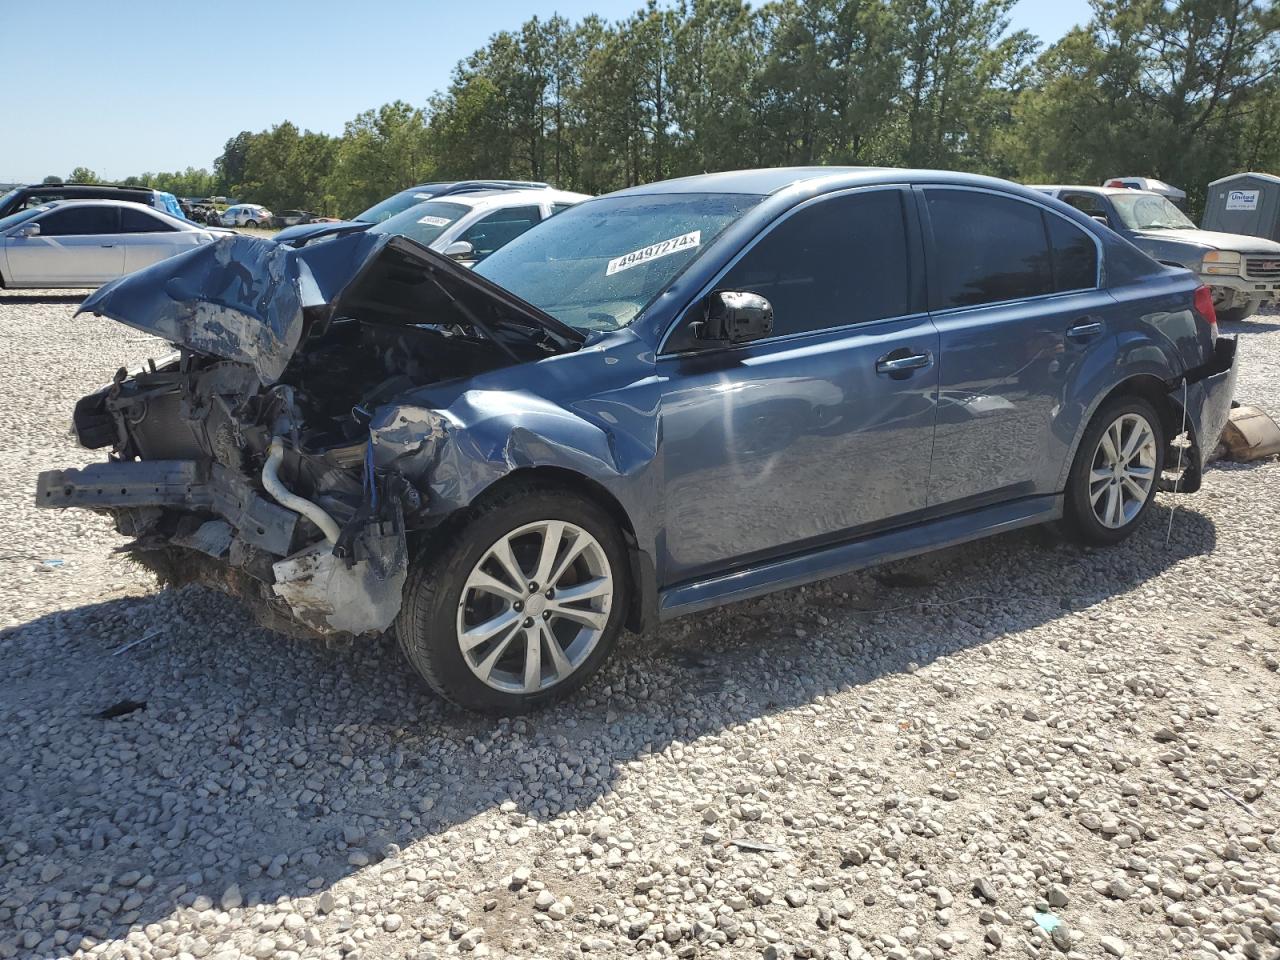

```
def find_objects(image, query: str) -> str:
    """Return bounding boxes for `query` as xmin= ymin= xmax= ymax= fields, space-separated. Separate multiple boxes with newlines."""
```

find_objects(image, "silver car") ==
xmin=0 ymin=200 xmax=231 ymax=289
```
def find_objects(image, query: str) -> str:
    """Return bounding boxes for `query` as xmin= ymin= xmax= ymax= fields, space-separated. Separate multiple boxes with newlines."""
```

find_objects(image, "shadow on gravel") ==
xmin=0 ymin=294 xmax=87 ymax=305
xmin=0 ymin=505 xmax=1217 ymax=950
xmin=1222 ymin=318 xmax=1280 ymax=334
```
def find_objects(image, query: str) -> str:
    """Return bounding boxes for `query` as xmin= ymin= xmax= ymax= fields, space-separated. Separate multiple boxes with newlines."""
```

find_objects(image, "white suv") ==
xmin=219 ymin=204 xmax=273 ymax=228
xmin=358 ymin=188 xmax=589 ymax=265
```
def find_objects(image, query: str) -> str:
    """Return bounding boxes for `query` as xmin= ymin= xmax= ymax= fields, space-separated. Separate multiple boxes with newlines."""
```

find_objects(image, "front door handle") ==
xmin=100 ymin=243 xmax=115 ymax=248
xmin=1066 ymin=319 xmax=1104 ymax=340
xmin=876 ymin=350 xmax=934 ymax=377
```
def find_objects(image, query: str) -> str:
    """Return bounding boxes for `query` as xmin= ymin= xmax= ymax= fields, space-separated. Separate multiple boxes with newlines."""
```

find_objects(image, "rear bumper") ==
xmin=1173 ymin=336 xmax=1237 ymax=488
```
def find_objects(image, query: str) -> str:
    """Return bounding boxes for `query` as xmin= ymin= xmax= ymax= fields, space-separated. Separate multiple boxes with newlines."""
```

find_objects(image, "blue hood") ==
xmin=77 ymin=232 xmax=582 ymax=384
xmin=273 ymin=219 xmax=372 ymax=246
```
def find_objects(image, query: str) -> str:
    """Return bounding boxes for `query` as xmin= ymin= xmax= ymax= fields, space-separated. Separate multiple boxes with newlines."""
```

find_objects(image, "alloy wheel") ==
xmin=456 ymin=520 xmax=613 ymax=694
xmin=1088 ymin=412 xmax=1158 ymax=528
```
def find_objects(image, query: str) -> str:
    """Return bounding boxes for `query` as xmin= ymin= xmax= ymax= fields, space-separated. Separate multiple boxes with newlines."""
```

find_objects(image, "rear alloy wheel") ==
xmin=396 ymin=485 xmax=628 ymax=713
xmin=1063 ymin=397 xmax=1165 ymax=545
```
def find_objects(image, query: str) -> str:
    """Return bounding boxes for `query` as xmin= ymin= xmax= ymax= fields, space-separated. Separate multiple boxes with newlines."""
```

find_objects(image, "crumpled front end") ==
xmin=37 ymin=232 xmax=577 ymax=638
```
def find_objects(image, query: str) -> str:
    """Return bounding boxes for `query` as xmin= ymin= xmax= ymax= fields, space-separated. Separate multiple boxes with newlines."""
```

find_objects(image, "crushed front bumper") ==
xmin=35 ymin=459 xmax=407 ymax=637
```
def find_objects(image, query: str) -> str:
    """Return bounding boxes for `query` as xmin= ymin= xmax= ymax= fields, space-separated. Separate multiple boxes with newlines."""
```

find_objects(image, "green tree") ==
xmin=1010 ymin=0 xmax=1279 ymax=212
xmin=41 ymin=175 xmax=63 ymax=184
xmin=68 ymin=167 xmax=100 ymax=184
xmin=214 ymin=131 xmax=254 ymax=195
xmin=327 ymin=102 xmax=434 ymax=216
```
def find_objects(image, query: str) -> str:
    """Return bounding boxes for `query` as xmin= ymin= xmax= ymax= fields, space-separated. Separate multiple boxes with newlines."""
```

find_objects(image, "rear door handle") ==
xmin=1066 ymin=319 xmax=1104 ymax=340
xmin=876 ymin=350 xmax=934 ymax=376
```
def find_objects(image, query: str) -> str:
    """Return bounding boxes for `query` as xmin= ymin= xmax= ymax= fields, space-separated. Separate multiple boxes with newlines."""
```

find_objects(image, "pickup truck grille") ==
xmin=1246 ymin=257 xmax=1280 ymax=279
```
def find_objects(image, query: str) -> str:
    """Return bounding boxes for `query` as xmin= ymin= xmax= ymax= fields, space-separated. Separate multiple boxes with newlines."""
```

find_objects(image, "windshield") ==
xmin=1110 ymin=193 xmax=1195 ymax=230
xmin=474 ymin=192 xmax=764 ymax=331
xmin=356 ymin=186 xmax=445 ymax=224
xmin=369 ymin=200 xmax=469 ymax=246
xmin=0 ymin=205 xmax=50 ymax=232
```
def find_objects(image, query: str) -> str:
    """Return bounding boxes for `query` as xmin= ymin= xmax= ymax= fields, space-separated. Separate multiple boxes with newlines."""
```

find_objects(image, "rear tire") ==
xmin=395 ymin=483 xmax=630 ymax=714
xmin=245 ymin=219 xmax=258 ymax=229
xmin=1062 ymin=396 xmax=1165 ymax=545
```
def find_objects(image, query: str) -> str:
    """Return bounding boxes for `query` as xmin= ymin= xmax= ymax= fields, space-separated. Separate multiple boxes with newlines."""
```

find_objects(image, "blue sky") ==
xmin=0 ymin=0 xmax=1093 ymax=184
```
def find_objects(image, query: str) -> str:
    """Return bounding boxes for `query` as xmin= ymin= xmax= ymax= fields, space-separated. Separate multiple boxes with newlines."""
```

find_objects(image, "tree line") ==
xmin=54 ymin=0 xmax=1279 ymax=219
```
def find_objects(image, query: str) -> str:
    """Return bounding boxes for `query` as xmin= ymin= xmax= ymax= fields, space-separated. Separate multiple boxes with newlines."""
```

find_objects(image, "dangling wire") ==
xmin=1166 ymin=378 xmax=1190 ymax=546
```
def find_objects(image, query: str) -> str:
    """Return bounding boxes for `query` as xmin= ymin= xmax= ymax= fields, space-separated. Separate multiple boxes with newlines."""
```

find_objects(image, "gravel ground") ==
xmin=1 ymin=293 xmax=1278 ymax=960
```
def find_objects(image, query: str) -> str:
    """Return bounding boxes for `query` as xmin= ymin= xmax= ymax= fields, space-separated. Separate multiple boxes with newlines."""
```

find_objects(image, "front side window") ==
xmin=926 ymin=190 xmax=1053 ymax=308
xmin=474 ymin=192 xmax=764 ymax=332
xmin=1109 ymin=193 xmax=1195 ymax=231
xmin=369 ymin=200 xmax=469 ymax=247
xmin=37 ymin=206 xmax=119 ymax=236
xmin=717 ymin=190 xmax=912 ymax=337
xmin=459 ymin=205 xmax=543 ymax=259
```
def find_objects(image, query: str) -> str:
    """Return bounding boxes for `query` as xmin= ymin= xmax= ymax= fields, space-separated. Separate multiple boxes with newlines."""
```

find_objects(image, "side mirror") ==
xmin=1091 ymin=214 xmax=1110 ymax=226
xmin=442 ymin=240 xmax=475 ymax=261
xmin=16 ymin=223 xmax=40 ymax=238
xmin=693 ymin=290 xmax=774 ymax=345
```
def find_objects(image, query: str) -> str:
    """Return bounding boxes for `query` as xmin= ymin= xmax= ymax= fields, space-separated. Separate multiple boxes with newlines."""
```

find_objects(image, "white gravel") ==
xmin=1 ymin=293 xmax=1278 ymax=960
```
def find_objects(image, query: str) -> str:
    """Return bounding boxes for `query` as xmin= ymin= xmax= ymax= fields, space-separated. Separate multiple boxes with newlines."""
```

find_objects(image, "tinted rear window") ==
xmin=926 ymin=190 xmax=1053 ymax=308
xmin=1046 ymin=214 xmax=1097 ymax=292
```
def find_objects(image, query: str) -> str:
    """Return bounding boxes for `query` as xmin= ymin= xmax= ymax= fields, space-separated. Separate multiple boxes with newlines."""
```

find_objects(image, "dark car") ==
xmin=1034 ymin=185 xmax=1280 ymax=321
xmin=38 ymin=168 xmax=1236 ymax=714
xmin=0 ymin=183 xmax=161 ymax=218
xmin=272 ymin=180 xmax=550 ymax=246
xmin=274 ymin=210 xmax=322 ymax=228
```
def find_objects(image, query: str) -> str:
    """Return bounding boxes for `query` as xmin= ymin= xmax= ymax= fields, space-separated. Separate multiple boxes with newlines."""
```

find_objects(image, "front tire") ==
xmin=1217 ymin=300 xmax=1259 ymax=324
xmin=1062 ymin=396 xmax=1165 ymax=545
xmin=396 ymin=483 xmax=630 ymax=714
xmin=245 ymin=219 xmax=258 ymax=229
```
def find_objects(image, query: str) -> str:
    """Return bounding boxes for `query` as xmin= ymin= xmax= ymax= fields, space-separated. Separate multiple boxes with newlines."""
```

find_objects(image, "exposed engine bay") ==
xmin=36 ymin=232 xmax=581 ymax=637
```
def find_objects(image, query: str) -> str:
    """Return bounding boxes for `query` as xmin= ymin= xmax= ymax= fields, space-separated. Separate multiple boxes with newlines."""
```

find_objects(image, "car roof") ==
xmin=396 ymin=180 xmax=552 ymax=198
xmin=609 ymin=166 xmax=1065 ymax=199
xmin=451 ymin=188 xmax=589 ymax=209
xmin=36 ymin=199 xmax=174 ymax=210
xmin=1029 ymin=185 xmax=1150 ymax=197
xmin=21 ymin=182 xmax=153 ymax=194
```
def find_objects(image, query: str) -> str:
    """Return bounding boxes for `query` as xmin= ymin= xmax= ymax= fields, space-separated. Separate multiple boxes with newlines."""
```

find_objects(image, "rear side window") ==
xmin=926 ymin=190 xmax=1053 ymax=308
xmin=121 ymin=207 xmax=176 ymax=233
xmin=717 ymin=189 xmax=912 ymax=337
xmin=38 ymin=206 xmax=119 ymax=236
xmin=1046 ymin=214 xmax=1097 ymax=291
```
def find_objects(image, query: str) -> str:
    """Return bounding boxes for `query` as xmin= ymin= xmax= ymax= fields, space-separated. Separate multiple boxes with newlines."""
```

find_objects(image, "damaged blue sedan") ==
xmin=37 ymin=168 xmax=1237 ymax=713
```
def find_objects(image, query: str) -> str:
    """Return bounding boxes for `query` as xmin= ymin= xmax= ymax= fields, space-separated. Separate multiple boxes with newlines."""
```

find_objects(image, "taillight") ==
xmin=1193 ymin=284 xmax=1217 ymax=341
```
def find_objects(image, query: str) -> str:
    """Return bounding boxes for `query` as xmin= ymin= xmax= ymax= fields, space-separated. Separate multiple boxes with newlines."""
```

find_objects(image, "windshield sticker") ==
xmin=606 ymin=230 xmax=701 ymax=276
xmin=417 ymin=215 xmax=451 ymax=227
